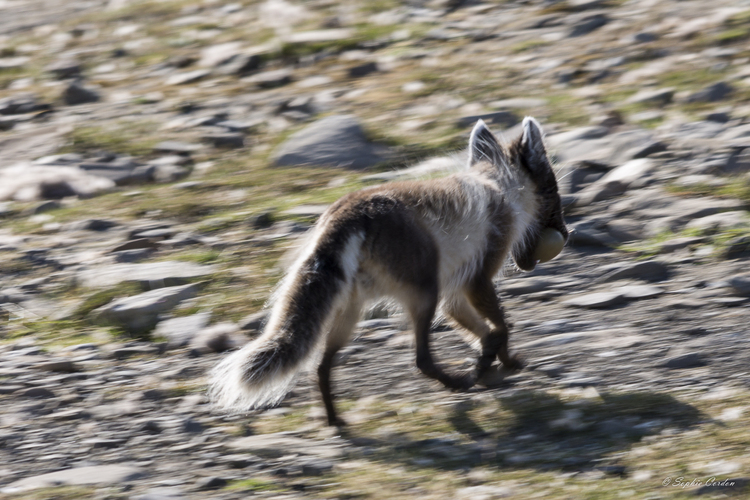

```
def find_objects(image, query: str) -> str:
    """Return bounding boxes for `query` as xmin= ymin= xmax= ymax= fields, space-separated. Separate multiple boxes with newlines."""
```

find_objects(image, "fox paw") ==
xmin=445 ymin=372 xmax=476 ymax=392
xmin=501 ymin=355 xmax=524 ymax=371
xmin=327 ymin=416 xmax=347 ymax=427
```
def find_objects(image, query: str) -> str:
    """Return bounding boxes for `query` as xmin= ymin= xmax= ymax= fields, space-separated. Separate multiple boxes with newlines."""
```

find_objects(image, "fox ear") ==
xmin=468 ymin=120 xmax=506 ymax=166
xmin=518 ymin=117 xmax=549 ymax=176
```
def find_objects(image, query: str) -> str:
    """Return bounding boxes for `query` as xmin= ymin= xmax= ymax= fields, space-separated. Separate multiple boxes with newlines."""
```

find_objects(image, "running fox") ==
xmin=210 ymin=117 xmax=568 ymax=426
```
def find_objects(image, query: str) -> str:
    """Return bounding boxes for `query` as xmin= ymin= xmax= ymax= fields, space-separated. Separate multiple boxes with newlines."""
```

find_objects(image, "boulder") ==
xmin=91 ymin=283 xmax=199 ymax=333
xmin=272 ymin=115 xmax=389 ymax=169
xmin=2 ymin=465 xmax=144 ymax=494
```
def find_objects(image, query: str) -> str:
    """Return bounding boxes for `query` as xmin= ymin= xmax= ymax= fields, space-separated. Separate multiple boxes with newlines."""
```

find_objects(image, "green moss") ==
xmin=60 ymin=122 xmax=160 ymax=157
xmin=666 ymin=177 xmax=750 ymax=204
xmin=173 ymin=249 xmax=222 ymax=264
xmin=711 ymin=27 xmax=750 ymax=45
xmin=227 ymin=478 xmax=285 ymax=492
xmin=510 ymin=39 xmax=550 ymax=53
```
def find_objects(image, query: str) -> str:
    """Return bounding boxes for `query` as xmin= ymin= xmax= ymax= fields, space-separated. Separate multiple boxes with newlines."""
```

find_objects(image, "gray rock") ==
xmin=562 ymin=292 xmax=626 ymax=309
xmin=202 ymin=132 xmax=244 ymax=148
xmin=154 ymin=311 xmax=212 ymax=348
xmin=69 ymin=218 xmax=119 ymax=231
xmin=300 ymin=459 xmax=334 ymax=476
xmin=629 ymin=140 xmax=667 ymax=159
xmin=456 ymin=111 xmax=519 ymax=129
xmin=195 ymin=476 xmax=226 ymax=490
xmin=503 ymin=278 xmax=554 ymax=296
xmin=272 ymin=115 xmax=389 ymax=169
xmin=216 ymin=52 xmax=262 ymax=75
xmin=349 ymin=62 xmax=379 ymax=78
xmin=132 ymin=487 xmax=185 ymax=500
xmin=685 ymin=211 xmax=748 ymax=232
xmin=110 ymin=238 xmax=158 ymax=253
xmin=152 ymin=164 xmax=190 ymax=183
xmin=228 ymin=433 xmax=345 ymax=458
xmin=605 ymin=218 xmax=643 ymax=242
xmin=660 ymin=353 xmax=706 ymax=369
xmin=79 ymin=161 xmax=154 ymax=186
xmin=21 ymin=387 xmax=55 ymax=398
xmin=728 ymin=275 xmax=750 ymax=296
xmin=613 ymin=284 xmax=665 ymax=299
xmin=548 ymin=126 xmax=609 ymax=145
xmin=596 ymin=260 xmax=669 ymax=283
xmin=724 ymin=236 xmax=750 ymax=259
xmin=568 ymin=13 xmax=609 ymax=37
xmin=684 ymin=82 xmax=734 ymax=103
xmin=190 ymin=322 xmax=247 ymax=353
xmin=519 ymin=329 xmax=646 ymax=349
xmin=182 ymin=417 xmax=204 ymax=433
xmin=576 ymin=159 xmax=656 ymax=206
xmin=1 ymin=465 xmax=144 ymax=494
xmin=63 ymin=81 xmax=100 ymax=105
xmin=626 ymin=88 xmax=674 ymax=106
xmin=659 ymin=236 xmax=704 ymax=254
xmin=568 ymin=228 xmax=618 ymax=247
xmin=76 ymin=261 xmax=216 ymax=288
xmin=31 ymin=200 xmax=60 ymax=214
xmin=632 ymin=32 xmax=658 ymax=43
xmin=244 ymin=68 xmax=293 ymax=88
xmin=153 ymin=141 xmax=202 ymax=154
xmin=537 ymin=364 xmax=565 ymax=378
xmin=33 ymin=359 xmax=78 ymax=372
xmin=198 ymin=42 xmax=243 ymax=67
xmin=92 ymin=283 xmax=199 ymax=332
xmin=165 ymin=69 xmax=211 ymax=86
xmin=238 ymin=310 xmax=268 ymax=332
xmin=0 ymin=93 xmax=50 ymax=115
xmin=45 ymin=58 xmax=81 ymax=79
xmin=217 ymin=119 xmax=261 ymax=133
xmin=113 ymin=249 xmax=154 ymax=263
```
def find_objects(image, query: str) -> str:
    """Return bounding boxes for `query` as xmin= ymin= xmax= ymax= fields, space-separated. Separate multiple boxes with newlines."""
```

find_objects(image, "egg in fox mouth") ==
xmin=532 ymin=227 xmax=565 ymax=263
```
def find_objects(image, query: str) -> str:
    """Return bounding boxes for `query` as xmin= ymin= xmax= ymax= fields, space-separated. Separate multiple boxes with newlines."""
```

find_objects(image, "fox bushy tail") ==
xmin=209 ymin=225 xmax=365 ymax=411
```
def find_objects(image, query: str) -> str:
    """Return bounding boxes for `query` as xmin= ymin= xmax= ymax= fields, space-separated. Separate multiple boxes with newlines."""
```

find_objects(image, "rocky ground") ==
xmin=2 ymin=0 xmax=750 ymax=498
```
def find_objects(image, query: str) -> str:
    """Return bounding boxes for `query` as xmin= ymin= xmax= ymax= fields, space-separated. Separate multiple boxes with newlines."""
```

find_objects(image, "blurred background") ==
xmin=1 ymin=0 xmax=750 ymax=498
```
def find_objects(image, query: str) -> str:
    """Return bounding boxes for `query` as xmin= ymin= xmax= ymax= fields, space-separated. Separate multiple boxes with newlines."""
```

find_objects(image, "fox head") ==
xmin=468 ymin=117 xmax=568 ymax=271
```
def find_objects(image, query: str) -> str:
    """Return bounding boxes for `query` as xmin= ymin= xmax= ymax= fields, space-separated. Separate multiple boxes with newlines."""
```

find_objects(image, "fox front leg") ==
xmin=467 ymin=278 xmax=523 ymax=371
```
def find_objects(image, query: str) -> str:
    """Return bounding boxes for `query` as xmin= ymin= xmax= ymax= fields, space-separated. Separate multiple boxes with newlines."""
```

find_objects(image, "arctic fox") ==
xmin=210 ymin=117 xmax=568 ymax=426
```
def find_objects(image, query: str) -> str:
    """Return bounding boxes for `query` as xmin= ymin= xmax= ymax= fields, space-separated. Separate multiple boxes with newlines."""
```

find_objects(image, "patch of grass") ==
xmin=173 ymin=249 xmax=222 ymax=264
xmin=666 ymin=177 xmax=750 ymax=204
xmin=655 ymin=67 xmax=731 ymax=92
xmin=275 ymin=24 xmax=397 ymax=61
xmin=227 ymin=477 xmax=285 ymax=493
xmin=76 ymin=0 xmax=197 ymax=24
xmin=710 ymin=27 xmax=750 ymax=45
xmin=358 ymin=0 xmax=401 ymax=14
xmin=726 ymin=9 xmax=750 ymax=27
xmin=510 ymin=39 xmax=550 ymax=53
xmin=0 ymin=252 xmax=35 ymax=274
xmin=1 ymin=486 xmax=102 ymax=500
xmin=544 ymin=92 xmax=591 ymax=126
xmin=60 ymin=122 xmax=160 ymax=157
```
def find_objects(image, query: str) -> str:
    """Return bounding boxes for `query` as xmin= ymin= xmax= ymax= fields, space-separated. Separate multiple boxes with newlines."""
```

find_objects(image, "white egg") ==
xmin=532 ymin=228 xmax=565 ymax=263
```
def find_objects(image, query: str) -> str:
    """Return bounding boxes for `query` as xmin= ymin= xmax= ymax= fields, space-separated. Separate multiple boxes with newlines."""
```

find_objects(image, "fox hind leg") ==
xmin=318 ymin=294 xmax=362 ymax=426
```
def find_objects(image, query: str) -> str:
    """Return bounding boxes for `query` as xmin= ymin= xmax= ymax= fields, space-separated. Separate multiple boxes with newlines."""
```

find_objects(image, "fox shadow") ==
xmin=346 ymin=389 xmax=705 ymax=474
